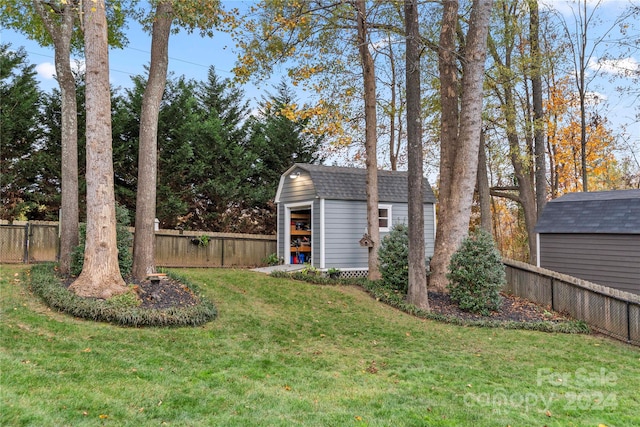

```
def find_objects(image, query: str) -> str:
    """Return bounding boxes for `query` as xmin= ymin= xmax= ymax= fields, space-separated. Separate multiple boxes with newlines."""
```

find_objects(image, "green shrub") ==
xmin=71 ymin=203 xmax=133 ymax=277
xmin=378 ymin=224 xmax=409 ymax=294
xmin=105 ymin=286 xmax=142 ymax=309
xmin=262 ymin=253 xmax=280 ymax=266
xmin=447 ymin=228 xmax=505 ymax=315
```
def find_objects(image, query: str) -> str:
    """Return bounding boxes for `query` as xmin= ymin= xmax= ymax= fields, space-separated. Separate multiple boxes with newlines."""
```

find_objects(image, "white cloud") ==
xmin=589 ymin=57 xmax=640 ymax=78
xmin=541 ymin=0 xmax=628 ymax=16
xmin=585 ymin=91 xmax=607 ymax=105
xmin=71 ymin=59 xmax=86 ymax=75
xmin=35 ymin=62 xmax=56 ymax=80
xmin=34 ymin=59 xmax=86 ymax=81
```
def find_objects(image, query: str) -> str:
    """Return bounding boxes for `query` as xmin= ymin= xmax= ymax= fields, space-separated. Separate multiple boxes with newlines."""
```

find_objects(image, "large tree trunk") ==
xmin=505 ymin=131 xmax=537 ymax=263
xmin=430 ymin=0 xmax=458 ymax=292
xmin=32 ymin=0 xmax=79 ymax=275
xmin=388 ymin=39 xmax=399 ymax=172
xmin=578 ymin=0 xmax=589 ymax=193
xmin=477 ymin=131 xmax=492 ymax=234
xmin=404 ymin=0 xmax=429 ymax=310
xmin=485 ymin=1 xmax=538 ymax=263
xmin=354 ymin=0 xmax=380 ymax=280
xmin=132 ymin=1 xmax=173 ymax=280
xmin=529 ymin=0 xmax=547 ymax=215
xmin=69 ymin=0 xmax=126 ymax=298
xmin=430 ymin=0 xmax=493 ymax=292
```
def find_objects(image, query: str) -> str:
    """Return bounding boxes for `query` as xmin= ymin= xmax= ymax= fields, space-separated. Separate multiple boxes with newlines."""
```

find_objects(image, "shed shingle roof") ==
xmin=290 ymin=164 xmax=436 ymax=203
xmin=535 ymin=189 xmax=640 ymax=234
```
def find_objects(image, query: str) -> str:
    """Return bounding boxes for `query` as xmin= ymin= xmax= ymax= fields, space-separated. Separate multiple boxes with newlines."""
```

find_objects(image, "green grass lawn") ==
xmin=1 ymin=264 xmax=639 ymax=426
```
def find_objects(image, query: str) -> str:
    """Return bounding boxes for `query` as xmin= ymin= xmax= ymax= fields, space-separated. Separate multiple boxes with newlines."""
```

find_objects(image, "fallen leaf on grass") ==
xmin=545 ymin=410 xmax=552 ymax=417
xmin=81 ymin=348 xmax=91 ymax=353
xmin=99 ymin=414 xmax=108 ymax=419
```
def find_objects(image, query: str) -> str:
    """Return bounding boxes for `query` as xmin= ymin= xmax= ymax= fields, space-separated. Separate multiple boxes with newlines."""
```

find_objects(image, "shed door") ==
xmin=287 ymin=207 xmax=312 ymax=265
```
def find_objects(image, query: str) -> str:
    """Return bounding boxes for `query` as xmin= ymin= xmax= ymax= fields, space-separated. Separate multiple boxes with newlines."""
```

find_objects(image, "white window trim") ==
xmin=378 ymin=204 xmax=392 ymax=232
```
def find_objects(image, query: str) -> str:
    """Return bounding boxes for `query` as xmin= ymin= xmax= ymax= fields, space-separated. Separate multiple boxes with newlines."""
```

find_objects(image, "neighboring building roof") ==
xmin=279 ymin=163 xmax=437 ymax=203
xmin=535 ymin=189 xmax=640 ymax=234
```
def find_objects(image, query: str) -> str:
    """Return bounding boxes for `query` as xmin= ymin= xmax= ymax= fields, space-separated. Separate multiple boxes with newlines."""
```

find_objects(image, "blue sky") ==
xmin=1 ymin=1 xmax=638 ymax=158
xmin=1 ymin=13 xmax=281 ymax=106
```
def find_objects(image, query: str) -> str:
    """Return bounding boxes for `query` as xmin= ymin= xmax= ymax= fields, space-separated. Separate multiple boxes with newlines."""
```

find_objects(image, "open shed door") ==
xmin=287 ymin=207 xmax=312 ymax=264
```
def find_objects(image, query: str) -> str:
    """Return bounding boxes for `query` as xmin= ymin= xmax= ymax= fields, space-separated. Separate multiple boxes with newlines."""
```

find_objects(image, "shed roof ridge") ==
xmin=551 ymin=189 xmax=640 ymax=203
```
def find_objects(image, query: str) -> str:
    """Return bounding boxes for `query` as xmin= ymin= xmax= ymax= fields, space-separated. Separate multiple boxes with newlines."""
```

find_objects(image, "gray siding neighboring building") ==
xmin=275 ymin=164 xmax=437 ymax=271
xmin=535 ymin=190 xmax=640 ymax=295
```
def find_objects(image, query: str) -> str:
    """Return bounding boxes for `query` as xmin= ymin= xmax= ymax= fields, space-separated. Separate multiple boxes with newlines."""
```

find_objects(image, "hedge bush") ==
xmin=447 ymin=228 xmax=505 ymax=315
xmin=378 ymin=223 xmax=409 ymax=294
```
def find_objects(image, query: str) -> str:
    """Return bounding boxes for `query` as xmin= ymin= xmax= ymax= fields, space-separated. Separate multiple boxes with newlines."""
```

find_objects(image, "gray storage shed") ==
xmin=275 ymin=164 xmax=437 ymax=272
xmin=534 ymin=189 xmax=640 ymax=295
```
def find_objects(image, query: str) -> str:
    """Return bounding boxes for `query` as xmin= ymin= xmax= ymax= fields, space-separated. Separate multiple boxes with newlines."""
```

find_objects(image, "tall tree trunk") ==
xmin=578 ymin=0 xmax=589 ymax=192
xmin=529 ymin=0 xmax=546 ymax=214
xmin=32 ymin=0 xmax=79 ymax=275
xmin=405 ymin=0 xmax=429 ymax=310
xmin=477 ymin=131 xmax=492 ymax=233
xmin=430 ymin=0 xmax=459 ymax=292
xmin=487 ymin=76 xmax=538 ymax=263
xmin=486 ymin=1 xmax=537 ymax=263
xmin=132 ymin=1 xmax=173 ymax=280
xmin=354 ymin=0 xmax=380 ymax=280
xmin=389 ymin=39 xmax=398 ymax=171
xmin=430 ymin=0 xmax=493 ymax=292
xmin=504 ymin=131 xmax=537 ymax=263
xmin=69 ymin=0 xmax=126 ymax=298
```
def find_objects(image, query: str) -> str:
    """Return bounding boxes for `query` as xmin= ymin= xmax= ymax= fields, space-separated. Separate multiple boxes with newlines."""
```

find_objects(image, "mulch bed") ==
xmin=134 ymin=277 xmax=200 ymax=309
xmin=427 ymin=291 xmax=567 ymax=322
xmin=62 ymin=275 xmax=200 ymax=310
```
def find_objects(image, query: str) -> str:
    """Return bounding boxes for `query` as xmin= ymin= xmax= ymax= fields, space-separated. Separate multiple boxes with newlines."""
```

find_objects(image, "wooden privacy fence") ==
xmin=153 ymin=229 xmax=276 ymax=268
xmin=504 ymin=258 xmax=640 ymax=346
xmin=0 ymin=221 xmax=276 ymax=268
xmin=0 ymin=221 xmax=59 ymax=263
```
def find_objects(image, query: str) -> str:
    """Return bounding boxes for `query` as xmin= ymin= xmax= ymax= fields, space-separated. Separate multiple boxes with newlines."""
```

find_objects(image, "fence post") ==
xmin=628 ymin=302 xmax=632 ymax=343
xmin=23 ymin=222 xmax=30 ymax=263
xmin=550 ymin=277 xmax=555 ymax=311
xmin=220 ymin=237 xmax=225 ymax=267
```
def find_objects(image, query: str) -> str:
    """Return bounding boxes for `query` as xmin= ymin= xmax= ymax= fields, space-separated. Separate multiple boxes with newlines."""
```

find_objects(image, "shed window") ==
xmin=379 ymin=205 xmax=392 ymax=232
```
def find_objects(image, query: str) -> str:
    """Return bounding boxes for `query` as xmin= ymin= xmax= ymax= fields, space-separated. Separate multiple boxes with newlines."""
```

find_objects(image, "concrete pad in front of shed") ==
xmin=251 ymin=265 xmax=305 ymax=274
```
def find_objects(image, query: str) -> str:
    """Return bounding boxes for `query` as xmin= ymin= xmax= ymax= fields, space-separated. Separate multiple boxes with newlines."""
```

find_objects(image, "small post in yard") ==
xmin=23 ymin=222 xmax=30 ymax=263
xmin=220 ymin=237 xmax=225 ymax=267
xmin=147 ymin=273 xmax=167 ymax=284
xmin=627 ymin=301 xmax=631 ymax=343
